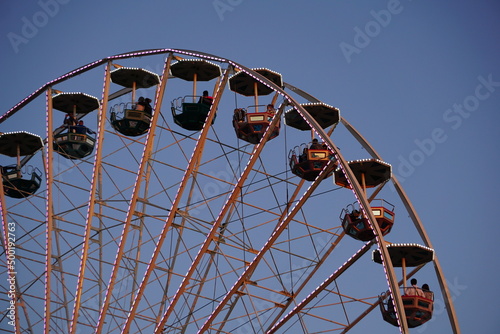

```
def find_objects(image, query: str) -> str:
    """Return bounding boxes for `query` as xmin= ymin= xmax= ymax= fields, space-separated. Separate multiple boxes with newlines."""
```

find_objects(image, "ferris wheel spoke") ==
xmin=268 ymin=241 xmax=374 ymax=333
xmin=264 ymin=229 xmax=345 ymax=332
xmin=70 ymin=61 xmax=112 ymax=333
xmin=196 ymin=158 xmax=336 ymax=333
xmin=95 ymin=54 xmax=174 ymax=334
xmin=121 ymin=64 xmax=232 ymax=334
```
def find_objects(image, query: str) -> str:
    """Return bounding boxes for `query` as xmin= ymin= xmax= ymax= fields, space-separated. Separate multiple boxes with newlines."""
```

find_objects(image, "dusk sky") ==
xmin=1 ymin=1 xmax=499 ymax=333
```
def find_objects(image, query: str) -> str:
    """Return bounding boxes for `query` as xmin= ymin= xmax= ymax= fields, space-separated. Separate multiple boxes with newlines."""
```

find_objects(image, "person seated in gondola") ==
xmin=60 ymin=113 xmax=77 ymax=130
xmin=266 ymin=104 xmax=275 ymax=120
xmin=405 ymin=278 xmax=424 ymax=297
xmin=75 ymin=120 xmax=95 ymax=135
xmin=299 ymin=148 xmax=307 ymax=163
xmin=310 ymin=138 xmax=323 ymax=150
xmin=63 ymin=113 xmax=77 ymax=127
xmin=234 ymin=108 xmax=245 ymax=122
xmin=136 ymin=97 xmax=146 ymax=111
xmin=349 ymin=209 xmax=365 ymax=229
xmin=198 ymin=90 xmax=213 ymax=106
xmin=386 ymin=295 xmax=396 ymax=319
xmin=144 ymin=98 xmax=153 ymax=114
xmin=350 ymin=209 xmax=361 ymax=218
xmin=421 ymin=284 xmax=432 ymax=299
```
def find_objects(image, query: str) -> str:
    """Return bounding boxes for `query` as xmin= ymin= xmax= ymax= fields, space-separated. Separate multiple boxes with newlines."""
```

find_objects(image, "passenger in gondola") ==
xmin=75 ymin=120 xmax=95 ymax=135
xmin=406 ymin=278 xmax=424 ymax=296
xmin=63 ymin=113 xmax=77 ymax=127
xmin=350 ymin=209 xmax=361 ymax=218
xmin=299 ymin=147 xmax=307 ymax=163
xmin=422 ymin=284 xmax=432 ymax=299
xmin=266 ymin=104 xmax=275 ymax=120
xmin=136 ymin=97 xmax=146 ymax=111
xmin=310 ymin=138 xmax=323 ymax=150
xmin=59 ymin=113 xmax=77 ymax=132
xmin=144 ymin=98 xmax=153 ymax=115
xmin=234 ymin=108 xmax=245 ymax=122
xmin=198 ymin=90 xmax=213 ymax=106
xmin=387 ymin=295 xmax=396 ymax=318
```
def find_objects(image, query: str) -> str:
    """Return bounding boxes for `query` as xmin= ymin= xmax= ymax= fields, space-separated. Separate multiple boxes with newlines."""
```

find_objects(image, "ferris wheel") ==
xmin=0 ymin=49 xmax=461 ymax=334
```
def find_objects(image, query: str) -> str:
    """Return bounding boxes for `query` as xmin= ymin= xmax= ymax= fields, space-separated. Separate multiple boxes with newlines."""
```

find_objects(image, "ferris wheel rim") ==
xmin=0 ymin=48 xmax=460 ymax=334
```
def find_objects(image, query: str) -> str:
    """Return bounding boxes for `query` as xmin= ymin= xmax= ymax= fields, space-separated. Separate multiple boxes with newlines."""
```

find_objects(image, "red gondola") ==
xmin=232 ymin=105 xmax=279 ymax=144
xmin=289 ymin=141 xmax=336 ymax=181
xmin=341 ymin=200 xmax=394 ymax=241
xmin=374 ymin=244 xmax=435 ymax=328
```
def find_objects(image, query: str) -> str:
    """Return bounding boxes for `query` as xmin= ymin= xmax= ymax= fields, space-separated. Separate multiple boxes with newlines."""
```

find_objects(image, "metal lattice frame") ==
xmin=0 ymin=49 xmax=460 ymax=334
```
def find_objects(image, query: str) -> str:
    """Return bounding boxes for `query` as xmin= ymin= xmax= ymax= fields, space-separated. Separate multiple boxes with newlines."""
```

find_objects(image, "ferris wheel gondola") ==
xmin=170 ymin=59 xmax=222 ymax=131
xmin=0 ymin=131 xmax=43 ymax=198
xmin=52 ymin=91 xmax=99 ymax=159
xmin=109 ymin=66 xmax=160 ymax=136
xmin=374 ymin=243 xmax=435 ymax=328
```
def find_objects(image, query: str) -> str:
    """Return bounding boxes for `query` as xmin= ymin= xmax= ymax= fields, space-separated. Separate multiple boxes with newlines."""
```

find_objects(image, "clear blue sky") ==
xmin=1 ymin=0 xmax=499 ymax=333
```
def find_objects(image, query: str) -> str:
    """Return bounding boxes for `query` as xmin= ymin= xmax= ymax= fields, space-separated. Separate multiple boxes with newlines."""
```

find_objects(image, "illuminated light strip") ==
xmin=70 ymin=62 xmax=111 ymax=334
xmin=110 ymin=66 xmax=160 ymax=75
xmin=43 ymin=88 xmax=54 ymax=334
xmin=268 ymin=242 xmax=374 ymax=333
xmin=1 ymin=130 xmax=42 ymax=137
xmin=112 ymin=53 xmax=176 ymax=334
xmin=52 ymin=91 xmax=98 ymax=98
xmin=284 ymin=102 xmax=340 ymax=114
xmin=333 ymin=158 xmax=392 ymax=179
xmin=345 ymin=157 xmax=391 ymax=166
xmin=228 ymin=67 xmax=283 ymax=83
xmin=385 ymin=243 xmax=434 ymax=252
xmin=171 ymin=58 xmax=222 ymax=68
